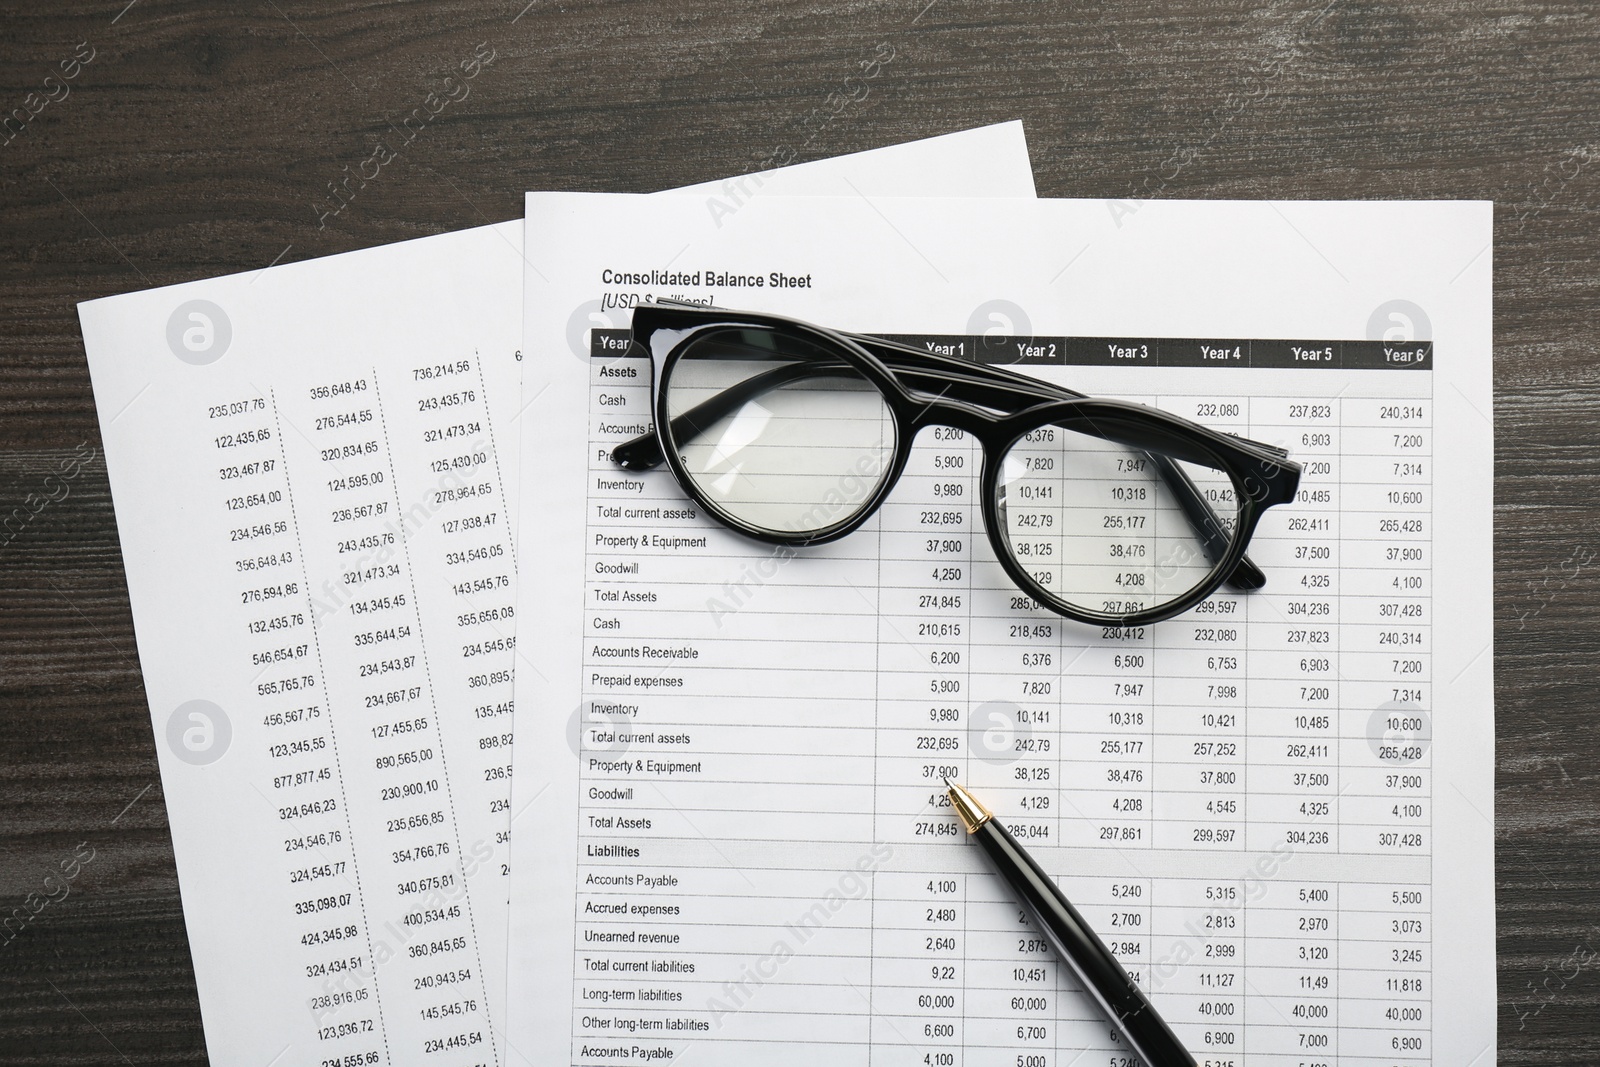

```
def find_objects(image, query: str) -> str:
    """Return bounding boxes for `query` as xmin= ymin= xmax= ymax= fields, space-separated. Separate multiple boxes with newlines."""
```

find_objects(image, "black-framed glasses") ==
xmin=611 ymin=301 xmax=1301 ymax=626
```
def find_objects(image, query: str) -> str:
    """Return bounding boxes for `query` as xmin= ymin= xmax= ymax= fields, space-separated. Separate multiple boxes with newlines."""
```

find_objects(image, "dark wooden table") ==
xmin=1 ymin=1 xmax=1595 ymax=1062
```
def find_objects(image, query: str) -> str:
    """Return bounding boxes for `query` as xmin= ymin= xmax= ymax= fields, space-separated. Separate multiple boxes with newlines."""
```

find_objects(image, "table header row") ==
xmin=591 ymin=330 xmax=1432 ymax=370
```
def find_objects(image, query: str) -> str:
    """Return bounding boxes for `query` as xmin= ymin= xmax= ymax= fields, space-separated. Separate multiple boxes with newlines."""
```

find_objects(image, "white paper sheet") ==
xmin=505 ymin=194 xmax=1493 ymax=1066
xmin=74 ymin=122 xmax=1037 ymax=1067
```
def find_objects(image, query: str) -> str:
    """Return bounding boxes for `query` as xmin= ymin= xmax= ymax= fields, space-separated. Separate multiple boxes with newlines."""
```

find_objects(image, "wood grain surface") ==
xmin=1 ymin=0 xmax=1595 ymax=1062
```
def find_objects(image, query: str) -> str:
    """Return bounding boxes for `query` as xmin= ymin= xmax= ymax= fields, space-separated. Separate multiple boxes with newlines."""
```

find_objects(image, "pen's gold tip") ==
xmin=945 ymin=780 xmax=993 ymax=834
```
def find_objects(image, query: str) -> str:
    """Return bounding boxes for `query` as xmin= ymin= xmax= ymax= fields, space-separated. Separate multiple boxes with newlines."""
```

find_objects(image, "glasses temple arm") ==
xmin=1150 ymin=454 xmax=1266 ymax=592
xmin=854 ymin=334 xmax=1291 ymax=465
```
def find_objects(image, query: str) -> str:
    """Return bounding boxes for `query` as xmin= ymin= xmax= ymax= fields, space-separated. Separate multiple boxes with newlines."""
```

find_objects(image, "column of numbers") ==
xmin=1243 ymin=879 xmax=1337 ymax=1064
xmin=1342 ymin=399 xmax=1431 ymax=858
xmin=216 ymin=392 xmax=383 ymax=1061
xmin=288 ymin=373 xmax=493 ymax=1064
xmin=1248 ymin=398 xmax=1341 ymax=854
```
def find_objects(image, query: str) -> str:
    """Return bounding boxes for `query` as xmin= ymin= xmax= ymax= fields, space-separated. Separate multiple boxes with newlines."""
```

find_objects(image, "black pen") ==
xmin=946 ymin=780 xmax=1196 ymax=1067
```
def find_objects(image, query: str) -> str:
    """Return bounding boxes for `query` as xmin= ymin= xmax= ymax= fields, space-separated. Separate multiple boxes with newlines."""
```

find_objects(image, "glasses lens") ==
xmin=994 ymin=422 xmax=1241 ymax=617
xmin=662 ymin=327 xmax=896 ymax=536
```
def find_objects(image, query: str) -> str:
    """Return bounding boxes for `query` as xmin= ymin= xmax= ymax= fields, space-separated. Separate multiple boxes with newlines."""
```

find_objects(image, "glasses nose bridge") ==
xmin=906 ymin=393 xmax=998 ymax=440
xmin=902 ymin=398 xmax=1002 ymax=507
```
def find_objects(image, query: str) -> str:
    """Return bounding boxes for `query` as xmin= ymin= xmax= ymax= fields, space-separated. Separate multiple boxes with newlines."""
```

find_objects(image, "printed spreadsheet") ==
xmin=504 ymin=193 xmax=1494 ymax=1067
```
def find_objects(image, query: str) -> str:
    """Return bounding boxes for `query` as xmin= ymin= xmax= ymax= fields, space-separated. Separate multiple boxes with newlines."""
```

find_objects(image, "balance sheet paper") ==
xmin=506 ymin=195 xmax=1494 ymax=1066
xmin=73 ymin=122 xmax=1036 ymax=1067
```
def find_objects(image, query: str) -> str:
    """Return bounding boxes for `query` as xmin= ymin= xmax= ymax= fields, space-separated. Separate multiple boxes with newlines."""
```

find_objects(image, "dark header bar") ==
xmin=592 ymin=328 xmax=1431 ymax=370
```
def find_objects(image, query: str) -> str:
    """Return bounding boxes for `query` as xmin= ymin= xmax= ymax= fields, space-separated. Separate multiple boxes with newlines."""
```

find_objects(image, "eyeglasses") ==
xmin=611 ymin=301 xmax=1302 ymax=626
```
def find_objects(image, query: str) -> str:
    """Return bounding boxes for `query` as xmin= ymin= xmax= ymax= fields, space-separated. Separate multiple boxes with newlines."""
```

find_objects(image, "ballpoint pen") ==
xmin=946 ymin=780 xmax=1197 ymax=1067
